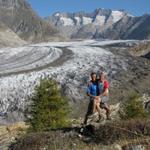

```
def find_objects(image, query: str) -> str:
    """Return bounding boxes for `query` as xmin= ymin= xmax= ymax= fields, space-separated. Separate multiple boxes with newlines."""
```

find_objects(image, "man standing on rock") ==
xmin=83 ymin=72 xmax=101 ymax=125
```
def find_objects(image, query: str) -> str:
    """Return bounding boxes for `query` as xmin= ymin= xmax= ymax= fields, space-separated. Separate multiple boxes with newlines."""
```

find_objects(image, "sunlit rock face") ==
xmin=0 ymin=22 xmax=26 ymax=48
xmin=0 ymin=0 xmax=57 ymax=42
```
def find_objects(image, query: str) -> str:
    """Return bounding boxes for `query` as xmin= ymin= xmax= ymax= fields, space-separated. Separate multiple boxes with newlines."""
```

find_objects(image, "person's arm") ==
xmin=100 ymin=81 xmax=109 ymax=97
xmin=100 ymin=88 xmax=109 ymax=97
xmin=87 ymin=92 xmax=97 ymax=98
xmin=87 ymin=91 xmax=100 ymax=99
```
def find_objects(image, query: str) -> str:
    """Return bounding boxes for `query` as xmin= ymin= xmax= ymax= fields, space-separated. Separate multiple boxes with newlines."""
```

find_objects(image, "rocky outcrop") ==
xmin=129 ymin=41 xmax=150 ymax=59
xmin=144 ymin=52 xmax=150 ymax=59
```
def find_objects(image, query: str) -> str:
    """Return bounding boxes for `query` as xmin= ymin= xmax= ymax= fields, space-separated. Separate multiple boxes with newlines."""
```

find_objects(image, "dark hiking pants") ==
xmin=84 ymin=99 xmax=94 ymax=124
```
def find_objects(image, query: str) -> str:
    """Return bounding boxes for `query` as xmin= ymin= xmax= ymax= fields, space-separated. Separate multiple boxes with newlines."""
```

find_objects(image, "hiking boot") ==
xmin=83 ymin=120 xmax=87 ymax=125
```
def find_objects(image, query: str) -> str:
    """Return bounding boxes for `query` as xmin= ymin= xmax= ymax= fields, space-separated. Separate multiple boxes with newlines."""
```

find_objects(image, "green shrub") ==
xmin=120 ymin=93 xmax=150 ymax=120
xmin=26 ymin=78 xmax=70 ymax=132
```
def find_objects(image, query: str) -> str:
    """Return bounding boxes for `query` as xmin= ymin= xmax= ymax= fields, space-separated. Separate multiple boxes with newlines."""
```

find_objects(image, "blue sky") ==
xmin=27 ymin=0 xmax=150 ymax=17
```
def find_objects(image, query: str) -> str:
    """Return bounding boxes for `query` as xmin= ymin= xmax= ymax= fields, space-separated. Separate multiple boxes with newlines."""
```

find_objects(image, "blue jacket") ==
xmin=87 ymin=81 xmax=98 ymax=97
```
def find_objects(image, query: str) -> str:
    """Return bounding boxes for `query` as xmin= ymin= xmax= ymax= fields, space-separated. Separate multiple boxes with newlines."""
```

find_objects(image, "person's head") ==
xmin=90 ymin=72 xmax=97 ymax=81
xmin=99 ymin=71 xmax=107 ymax=81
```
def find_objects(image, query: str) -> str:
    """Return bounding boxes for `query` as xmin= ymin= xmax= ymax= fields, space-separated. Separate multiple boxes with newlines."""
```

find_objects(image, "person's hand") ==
xmin=95 ymin=96 xmax=100 ymax=99
xmin=94 ymin=97 xmax=100 ymax=104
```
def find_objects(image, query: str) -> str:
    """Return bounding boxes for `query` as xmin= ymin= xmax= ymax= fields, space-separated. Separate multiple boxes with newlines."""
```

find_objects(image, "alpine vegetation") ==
xmin=26 ymin=78 xmax=70 ymax=132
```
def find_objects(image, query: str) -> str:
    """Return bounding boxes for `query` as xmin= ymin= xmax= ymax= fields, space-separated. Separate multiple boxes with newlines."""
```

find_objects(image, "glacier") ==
xmin=0 ymin=40 xmax=139 ymax=123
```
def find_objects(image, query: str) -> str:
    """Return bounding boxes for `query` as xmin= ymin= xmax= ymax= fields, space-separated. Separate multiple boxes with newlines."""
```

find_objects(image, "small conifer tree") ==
xmin=120 ymin=93 xmax=150 ymax=119
xmin=26 ymin=78 xmax=70 ymax=132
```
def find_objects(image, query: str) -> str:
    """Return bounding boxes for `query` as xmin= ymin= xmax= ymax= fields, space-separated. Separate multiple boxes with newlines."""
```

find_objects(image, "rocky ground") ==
xmin=0 ymin=122 xmax=28 ymax=150
xmin=0 ymin=117 xmax=150 ymax=150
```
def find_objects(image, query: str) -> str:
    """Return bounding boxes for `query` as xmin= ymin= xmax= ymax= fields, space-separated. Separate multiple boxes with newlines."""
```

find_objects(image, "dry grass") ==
xmin=9 ymin=118 xmax=150 ymax=150
xmin=92 ymin=119 xmax=150 ymax=144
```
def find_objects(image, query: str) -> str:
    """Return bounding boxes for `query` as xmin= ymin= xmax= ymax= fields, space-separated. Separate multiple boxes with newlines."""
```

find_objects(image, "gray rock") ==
xmin=123 ymin=145 xmax=145 ymax=150
xmin=0 ymin=0 xmax=58 ymax=42
xmin=145 ymin=101 xmax=150 ymax=112
xmin=111 ymin=144 xmax=122 ymax=150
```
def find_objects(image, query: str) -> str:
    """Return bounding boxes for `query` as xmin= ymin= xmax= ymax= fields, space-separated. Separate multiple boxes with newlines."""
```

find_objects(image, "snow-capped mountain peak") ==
xmin=111 ymin=10 xmax=124 ymax=23
xmin=54 ymin=12 xmax=60 ymax=17
xmin=48 ymin=8 xmax=130 ymax=27
xmin=60 ymin=16 xmax=75 ymax=26
xmin=93 ymin=15 xmax=106 ymax=26
xmin=46 ymin=8 xmax=149 ymax=40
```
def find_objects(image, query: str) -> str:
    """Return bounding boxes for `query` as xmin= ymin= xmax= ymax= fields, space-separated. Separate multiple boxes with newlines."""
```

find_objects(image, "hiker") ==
xmin=98 ymin=71 xmax=111 ymax=120
xmin=83 ymin=72 xmax=101 ymax=125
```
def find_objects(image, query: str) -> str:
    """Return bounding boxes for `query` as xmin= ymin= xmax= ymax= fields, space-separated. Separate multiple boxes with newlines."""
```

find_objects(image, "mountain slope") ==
xmin=0 ymin=22 xmax=26 ymax=47
xmin=0 ymin=0 xmax=58 ymax=42
xmin=46 ymin=8 xmax=150 ymax=40
xmin=46 ymin=9 xmax=133 ymax=39
xmin=124 ymin=15 xmax=150 ymax=40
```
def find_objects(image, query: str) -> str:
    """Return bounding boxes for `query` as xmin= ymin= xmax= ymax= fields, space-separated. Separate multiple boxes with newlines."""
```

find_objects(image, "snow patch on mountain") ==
xmin=94 ymin=15 xmax=106 ymax=26
xmin=111 ymin=11 xmax=124 ymax=23
xmin=75 ymin=17 xmax=81 ymax=25
xmin=55 ymin=12 xmax=60 ymax=17
xmin=82 ymin=17 xmax=93 ymax=25
xmin=60 ymin=17 xmax=75 ymax=26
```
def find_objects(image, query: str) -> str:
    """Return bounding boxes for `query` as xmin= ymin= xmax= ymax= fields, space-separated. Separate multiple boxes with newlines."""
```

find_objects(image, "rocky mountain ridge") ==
xmin=0 ymin=1 xmax=150 ymax=45
xmin=46 ymin=8 xmax=150 ymax=40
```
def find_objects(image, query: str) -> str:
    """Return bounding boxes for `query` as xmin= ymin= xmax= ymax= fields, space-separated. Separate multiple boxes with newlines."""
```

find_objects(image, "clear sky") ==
xmin=27 ymin=0 xmax=150 ymax=17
